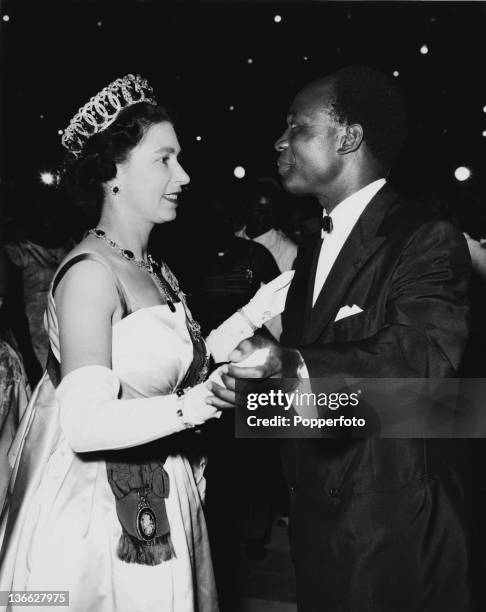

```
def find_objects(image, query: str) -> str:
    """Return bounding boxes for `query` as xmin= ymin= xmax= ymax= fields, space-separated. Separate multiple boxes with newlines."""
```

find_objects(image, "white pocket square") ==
xmin=334 ymin=304 xmax=363 ymax=322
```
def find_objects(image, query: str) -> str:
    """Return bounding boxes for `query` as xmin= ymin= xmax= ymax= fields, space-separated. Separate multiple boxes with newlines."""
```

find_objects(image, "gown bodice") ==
xmin=44 ymin=252 xmax=200 ymax=397
xmin=112 ymin=304 xmax=194 ymax=398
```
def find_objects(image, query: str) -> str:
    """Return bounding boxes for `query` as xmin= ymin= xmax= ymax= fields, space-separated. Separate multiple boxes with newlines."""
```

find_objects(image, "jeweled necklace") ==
xmin=89 ymin=228 xmax=207 ymax=383
xmin=88 ymin=228 xmax=177 ymax=312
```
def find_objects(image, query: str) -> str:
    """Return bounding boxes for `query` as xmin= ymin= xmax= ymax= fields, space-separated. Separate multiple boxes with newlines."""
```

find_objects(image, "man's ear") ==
xmin=337 ymin=124 xmax=363 ymax=155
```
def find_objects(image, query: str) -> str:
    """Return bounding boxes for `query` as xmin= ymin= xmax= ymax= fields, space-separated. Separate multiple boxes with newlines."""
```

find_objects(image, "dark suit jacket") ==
xmin=281 ymin=185 xmax=477 ymax=611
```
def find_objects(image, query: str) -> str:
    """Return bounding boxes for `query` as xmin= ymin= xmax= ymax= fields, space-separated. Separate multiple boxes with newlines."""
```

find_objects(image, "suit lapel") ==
xmin=304 ymin=235 xmax=324 ymax=322
xmin=303 ymin=185 xmax=399 ymax=344
xmin=281 ymin=233 xmax=321 ymax=346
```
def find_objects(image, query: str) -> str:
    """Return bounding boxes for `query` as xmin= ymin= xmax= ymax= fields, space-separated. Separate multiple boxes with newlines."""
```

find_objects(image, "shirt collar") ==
xmin=322 ymin=178 xmax=386 ymax=238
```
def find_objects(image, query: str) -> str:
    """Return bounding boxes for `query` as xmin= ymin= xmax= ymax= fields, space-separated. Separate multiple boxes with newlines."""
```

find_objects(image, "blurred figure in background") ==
xmin=236 ymin=177 xmax=297 ymax=274
xmin=0 ymin=245 xmax=31 ymax=509
xmin=193 ymin=199 xmax=280 ymax=335
xmin=236 ymin=178 xmax=297 ymax=340
xmin=4 ymin=175 xmax=75 ymax=378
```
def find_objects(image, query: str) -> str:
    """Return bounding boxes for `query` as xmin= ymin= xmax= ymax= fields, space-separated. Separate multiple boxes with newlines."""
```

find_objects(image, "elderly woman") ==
xmin=0 ymin=74 xmax=292 ymax=612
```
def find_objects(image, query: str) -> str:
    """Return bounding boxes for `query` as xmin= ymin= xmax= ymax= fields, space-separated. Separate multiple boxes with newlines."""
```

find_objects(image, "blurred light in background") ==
xmin=454 ymin=166 xmax=471 ymax=182
xmin=234 ymin=166 xmax=246 ymax=179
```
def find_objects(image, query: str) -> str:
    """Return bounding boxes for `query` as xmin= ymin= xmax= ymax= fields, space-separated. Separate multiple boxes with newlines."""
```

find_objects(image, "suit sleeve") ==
xmin=298 ymin=221 xmax=471 ymax=378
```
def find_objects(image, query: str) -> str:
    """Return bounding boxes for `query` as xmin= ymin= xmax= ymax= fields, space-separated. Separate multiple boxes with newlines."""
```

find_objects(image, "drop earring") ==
xmin=112 ymin=185 xmax=120 ymax=195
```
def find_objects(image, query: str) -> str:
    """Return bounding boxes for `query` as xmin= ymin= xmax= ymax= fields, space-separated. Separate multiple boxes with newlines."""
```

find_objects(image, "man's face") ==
xmin=275 ymin=81 xmax=346 ymax=197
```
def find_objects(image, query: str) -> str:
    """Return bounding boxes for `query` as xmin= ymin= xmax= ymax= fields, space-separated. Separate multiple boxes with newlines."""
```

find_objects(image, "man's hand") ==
xmin=227 ymin=334 xmax=286 ymax=379
xmin=208 ymin=334 xmax=304 ymax=407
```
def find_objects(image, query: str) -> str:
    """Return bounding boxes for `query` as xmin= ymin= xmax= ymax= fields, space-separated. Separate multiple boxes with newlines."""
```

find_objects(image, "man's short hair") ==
xmin=329 ymin=66 xmax=408 ymax=171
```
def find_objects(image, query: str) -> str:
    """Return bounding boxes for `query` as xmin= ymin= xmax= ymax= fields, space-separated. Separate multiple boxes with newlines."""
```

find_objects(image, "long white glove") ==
xmin=205 ymin=270 xmax=294 ymax=363
xmin=57 ymin=365 xmax=221 ymax=453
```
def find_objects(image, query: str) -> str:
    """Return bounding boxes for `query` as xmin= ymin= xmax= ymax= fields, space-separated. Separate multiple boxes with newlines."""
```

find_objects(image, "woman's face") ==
xmin=115 ymin=121 xmax=190 ymax=224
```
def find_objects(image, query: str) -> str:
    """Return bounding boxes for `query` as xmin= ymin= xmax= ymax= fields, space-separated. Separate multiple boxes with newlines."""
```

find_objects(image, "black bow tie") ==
xmin=320 ymin=215 xmax=333 ymax=233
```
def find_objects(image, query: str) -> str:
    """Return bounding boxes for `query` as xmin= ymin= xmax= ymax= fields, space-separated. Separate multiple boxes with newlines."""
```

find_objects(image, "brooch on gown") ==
xmin=137 ymin=490 xmax=157 ymax=541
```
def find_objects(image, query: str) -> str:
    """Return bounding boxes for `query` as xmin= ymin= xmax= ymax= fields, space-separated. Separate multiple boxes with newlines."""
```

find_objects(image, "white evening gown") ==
xmin=0 ymin=255 xmax=218 ymax=612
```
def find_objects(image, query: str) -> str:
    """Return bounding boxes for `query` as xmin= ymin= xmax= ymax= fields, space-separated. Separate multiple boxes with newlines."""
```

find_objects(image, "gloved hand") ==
xmin=241 ymin=270 xmax=294 ymax=328
xmin=205 ymin=270 xmax=294 ymax=363
xmin=56 ymin=365 xmax=222 ymax=452
xmin=178 ymin=379 xmax=222 ymax=426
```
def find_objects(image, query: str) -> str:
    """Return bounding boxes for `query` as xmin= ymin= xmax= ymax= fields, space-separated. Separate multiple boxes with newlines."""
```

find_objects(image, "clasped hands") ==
xmin=205 ymin=334 xmax=304 ymax=410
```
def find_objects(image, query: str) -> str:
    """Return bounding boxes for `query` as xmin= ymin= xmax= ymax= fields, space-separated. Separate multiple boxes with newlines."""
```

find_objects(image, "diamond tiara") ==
xmin=61 ymin=74 xmax=157 ymax=158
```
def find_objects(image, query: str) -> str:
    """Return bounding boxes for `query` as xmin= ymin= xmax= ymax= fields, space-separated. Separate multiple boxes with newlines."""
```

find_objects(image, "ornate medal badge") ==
xmin=136 ymin=492 xmax=157 ymax=541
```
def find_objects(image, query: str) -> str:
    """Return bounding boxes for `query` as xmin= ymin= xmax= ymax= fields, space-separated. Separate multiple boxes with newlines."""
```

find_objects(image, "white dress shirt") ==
xmin=296 ymin=178 xmax=386 ymax=384
xmin=312 ymin=178 xmax=386 ymax=305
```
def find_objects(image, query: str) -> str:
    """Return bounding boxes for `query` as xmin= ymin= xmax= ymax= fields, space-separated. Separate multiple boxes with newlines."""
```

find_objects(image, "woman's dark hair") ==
xmin=61 ymin=102 xmax=172 ymax=220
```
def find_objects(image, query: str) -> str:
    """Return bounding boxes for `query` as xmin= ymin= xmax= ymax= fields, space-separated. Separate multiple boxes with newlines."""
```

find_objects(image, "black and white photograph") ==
xmin=0 ymin=1 xmax=486 ymax=610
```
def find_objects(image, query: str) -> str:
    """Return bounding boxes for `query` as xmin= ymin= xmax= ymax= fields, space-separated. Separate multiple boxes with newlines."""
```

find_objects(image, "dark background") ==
xmin=1 ymin=0 xmax=486 ymax=276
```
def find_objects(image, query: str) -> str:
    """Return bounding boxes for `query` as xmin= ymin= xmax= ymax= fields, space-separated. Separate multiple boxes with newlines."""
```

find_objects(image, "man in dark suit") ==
xmin=213 ymin=66 xmax=476 ymax=610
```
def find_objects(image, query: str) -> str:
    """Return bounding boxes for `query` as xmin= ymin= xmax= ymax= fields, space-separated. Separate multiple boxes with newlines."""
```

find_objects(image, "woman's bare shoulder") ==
xmin=53 ymin=236 xmax=120 ymax=309
xmin=56 ymin=235 xmax=111 ymax=268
